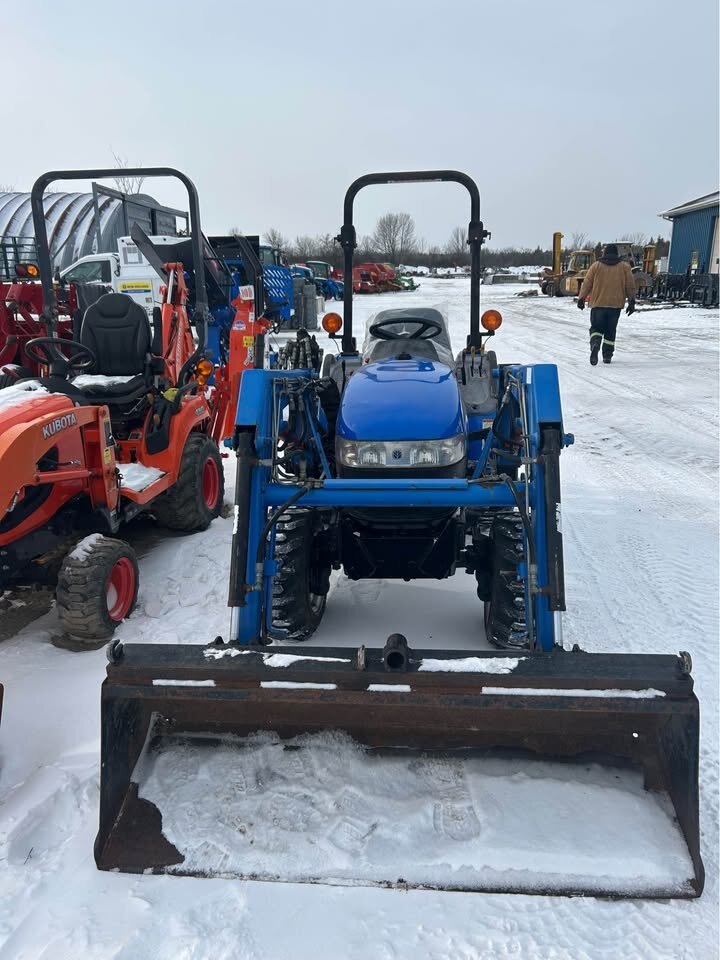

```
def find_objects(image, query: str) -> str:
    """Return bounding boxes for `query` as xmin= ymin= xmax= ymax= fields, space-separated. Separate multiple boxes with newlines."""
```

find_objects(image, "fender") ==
xmin=115 ymin=396 xmax=212 ymax=506
xmin=0 ymin=397 xmax=118 ymax=532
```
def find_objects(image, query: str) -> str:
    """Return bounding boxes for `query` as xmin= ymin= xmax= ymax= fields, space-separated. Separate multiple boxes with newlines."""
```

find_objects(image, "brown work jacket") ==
xmin=579 ymin=260 xmax=636 ymax=309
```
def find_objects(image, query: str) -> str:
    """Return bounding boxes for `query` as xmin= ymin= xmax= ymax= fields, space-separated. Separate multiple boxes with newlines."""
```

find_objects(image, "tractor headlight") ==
xmin=336 ymin=434 xmax=465 ymax=469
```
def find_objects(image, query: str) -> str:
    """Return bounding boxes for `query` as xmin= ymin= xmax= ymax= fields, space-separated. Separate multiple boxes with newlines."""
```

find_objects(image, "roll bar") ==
xmin=30 ymin=167 xmax=209 ymax=336
xmin=337 ymin=170 xmax=489 ymax=352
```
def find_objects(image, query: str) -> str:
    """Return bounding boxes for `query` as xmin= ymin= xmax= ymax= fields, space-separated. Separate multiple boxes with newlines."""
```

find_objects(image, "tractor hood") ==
xmin=336 ymin=358 xmax=465 ymax=441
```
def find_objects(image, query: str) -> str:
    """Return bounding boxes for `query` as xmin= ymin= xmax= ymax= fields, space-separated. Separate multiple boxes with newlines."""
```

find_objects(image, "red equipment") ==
xmin=0 ymin=276 xmax=74 ymax=383
xmin=210 ymin=284 xmax=272 ymax=444
xmin=352 ymin=264 xmax=381 ymax=293
xmin=0 ymin=167 xmax=228 ymax=645
xmin=352 ymin=263 xmax=401 ymax=294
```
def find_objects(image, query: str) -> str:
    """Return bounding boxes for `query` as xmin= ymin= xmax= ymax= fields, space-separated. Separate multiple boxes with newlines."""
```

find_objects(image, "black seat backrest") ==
xmin=80 ymin=293 xmax=152 ymax=376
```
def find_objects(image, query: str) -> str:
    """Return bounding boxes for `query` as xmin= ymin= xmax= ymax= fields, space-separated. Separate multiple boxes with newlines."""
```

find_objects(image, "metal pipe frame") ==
xmin=339 ymin=171 xmax=487 ymax=353
xmin=30 ymin=167 xmax=209 ymax=333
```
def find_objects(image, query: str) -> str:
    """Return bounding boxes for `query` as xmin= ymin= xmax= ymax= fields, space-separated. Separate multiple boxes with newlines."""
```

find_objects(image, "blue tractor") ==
xmin=95 ymin=171 xmax=703 ymax=900
xmin=306 ymin=259 xmax=344 ymax=299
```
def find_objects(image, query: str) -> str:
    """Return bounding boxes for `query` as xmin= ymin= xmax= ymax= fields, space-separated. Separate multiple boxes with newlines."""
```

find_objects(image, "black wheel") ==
xmin=56 ymin=535 xmax=139 ymax=643
xmin=484 ymin=514 xmax=529 ymax=649
xmin=152 ymin=433 xmax=224 ymax=532
xmin=269 ymin=508 xmax=331 ymax=641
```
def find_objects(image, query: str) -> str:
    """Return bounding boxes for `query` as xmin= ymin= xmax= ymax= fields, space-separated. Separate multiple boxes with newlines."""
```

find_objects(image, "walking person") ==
xmin=577 ymin=244 xmax=636 ymax=364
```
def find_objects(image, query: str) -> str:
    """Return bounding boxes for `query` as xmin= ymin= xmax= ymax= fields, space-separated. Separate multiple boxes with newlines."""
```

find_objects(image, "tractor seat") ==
xmin=71 ymin=293 xmax=154 ymax=403
xmin=363 ymin=307 xmax=454 ymax=367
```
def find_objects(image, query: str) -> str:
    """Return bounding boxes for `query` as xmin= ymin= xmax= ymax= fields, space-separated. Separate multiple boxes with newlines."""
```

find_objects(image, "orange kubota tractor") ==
xmin=0 ymin=167 xmax=226 ymax=645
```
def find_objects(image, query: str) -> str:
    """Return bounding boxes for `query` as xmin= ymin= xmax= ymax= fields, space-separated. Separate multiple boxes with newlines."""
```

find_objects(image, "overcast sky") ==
xmin=4 ymin=0 xmax=718 ymax=250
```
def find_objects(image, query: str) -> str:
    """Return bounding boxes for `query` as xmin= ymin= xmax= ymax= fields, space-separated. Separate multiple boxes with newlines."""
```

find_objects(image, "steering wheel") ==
xmin=25 ymin=337 xmax=96 ymax=376
xmin=369 ymin=316 xmax=444 ymax=341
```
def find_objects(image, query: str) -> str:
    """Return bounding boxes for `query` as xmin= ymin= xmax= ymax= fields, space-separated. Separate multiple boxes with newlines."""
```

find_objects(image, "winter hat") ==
xmin=604 ymin=244 xmax=619 ymax=258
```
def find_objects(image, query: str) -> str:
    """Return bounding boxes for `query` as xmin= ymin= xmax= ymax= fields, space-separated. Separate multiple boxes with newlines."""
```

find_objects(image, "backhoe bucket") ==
xmin=95 ymin=642 xmax=704 ymax=898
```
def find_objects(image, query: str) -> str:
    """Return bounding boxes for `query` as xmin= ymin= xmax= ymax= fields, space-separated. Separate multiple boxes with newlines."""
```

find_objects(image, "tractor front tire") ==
xmin=56 ymin=536 xmax=139 ymax=643
xmin=484 ymin=514 xmax=529 ymax=650
xmin=152 ymin=433 xmax=224 ymax=532
xmin=269 ymin=508 xmax=331 ymax=642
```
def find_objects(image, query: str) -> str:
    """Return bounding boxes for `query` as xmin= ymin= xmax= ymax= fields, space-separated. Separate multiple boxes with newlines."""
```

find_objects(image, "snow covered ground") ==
xmin=0 ymin=279 xmax=717 ymax=958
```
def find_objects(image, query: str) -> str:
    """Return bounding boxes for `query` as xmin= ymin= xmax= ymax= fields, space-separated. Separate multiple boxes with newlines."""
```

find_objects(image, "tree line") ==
xmin=248 ymin=214 xmax=668 ymax=271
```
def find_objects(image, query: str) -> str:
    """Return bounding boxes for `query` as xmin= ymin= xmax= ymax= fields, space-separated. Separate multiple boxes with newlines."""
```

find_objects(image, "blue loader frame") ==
xmin=226 ymin=360 xmax=573 ymax=653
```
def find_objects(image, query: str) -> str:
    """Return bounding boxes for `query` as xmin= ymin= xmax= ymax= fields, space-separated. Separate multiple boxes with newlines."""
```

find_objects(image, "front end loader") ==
xmin=95 ymin=171 xmax=704 ymax=899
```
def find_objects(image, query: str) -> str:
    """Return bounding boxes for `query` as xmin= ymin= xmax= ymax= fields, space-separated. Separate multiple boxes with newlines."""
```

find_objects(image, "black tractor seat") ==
xmin=71 ymin=293 xmax=156 ymax=408
xmin=71 ymin=372 xmax=150 ymax=401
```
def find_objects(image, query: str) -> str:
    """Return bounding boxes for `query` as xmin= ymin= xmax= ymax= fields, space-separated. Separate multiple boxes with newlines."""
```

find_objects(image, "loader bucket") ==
xmin=95 ymin=642 xmax=704 ymax=898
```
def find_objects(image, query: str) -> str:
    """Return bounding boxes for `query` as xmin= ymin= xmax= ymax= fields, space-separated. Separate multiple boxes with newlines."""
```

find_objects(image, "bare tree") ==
xmin=110 ymin=150 xmax=145 ymax=195
xmin=356 ymin=234 xmax=376 ymax=261
xmin=619 ymin=232 xmax=648 ymax=247
xmin=372 ymin=212 xmax=416 ymax=263
xmin=0 ymin=182 xmax=15 ymax=192
xmin=315 ymin=233 xmax=337 ymax=261
xmin=569 ymin=232 xmax=588 ymax=250
xmin=264 ymin=227 xmax=287 ymax=251
xmin=229 ymin=225 xmax=242 ymax=237
xmin=292 ymin=235 xmax=316 ymax=261
xmin=445 ymin=225 xmax=469 ymax=262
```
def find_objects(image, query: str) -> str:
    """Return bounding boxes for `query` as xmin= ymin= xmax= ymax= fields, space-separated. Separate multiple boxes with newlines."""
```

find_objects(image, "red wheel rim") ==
xmin=105 ymin=557 xmax=136 ymax=622
xmin=202 ymin=455 xmax=220 ymax=509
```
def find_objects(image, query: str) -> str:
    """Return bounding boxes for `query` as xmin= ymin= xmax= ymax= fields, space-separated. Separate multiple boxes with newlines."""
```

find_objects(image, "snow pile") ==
xmin=72 ymin=374 xmax=136 ymax=388
xmin=118 ymin=463 xmax=165 ymax=491
xmin=418 ymin=656 xmax=524 ymax=673
xmin=482 ymin=686 xmax=666 ymax=698
xmin=0 ymin=379 xmax=47 ymax=411
xmin=260 ymin=680 xmax=337 ymax=690
xmin=138 ymin=729 xmax=695 ymax=896
xmin=152 ymin=679 xmax=216 ymax=687
xmin=67 ymin=532 xmax=106 ymax=561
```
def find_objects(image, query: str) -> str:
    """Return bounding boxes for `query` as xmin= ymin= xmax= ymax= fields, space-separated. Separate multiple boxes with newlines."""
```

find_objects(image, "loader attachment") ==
xmin=95 ymin=642 xmax=704 ymax=898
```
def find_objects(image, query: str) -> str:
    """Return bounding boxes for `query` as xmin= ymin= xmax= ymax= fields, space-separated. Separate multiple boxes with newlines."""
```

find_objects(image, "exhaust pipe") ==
xmin=382 ymin=633 xmax=409 ymax=672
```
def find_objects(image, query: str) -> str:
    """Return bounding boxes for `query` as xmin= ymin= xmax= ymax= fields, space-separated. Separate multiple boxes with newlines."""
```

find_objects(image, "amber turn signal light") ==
xmin=481 ymin=309 xmax=502 ymax=331
xmin=322 ymin=312 xmax=343 ymax=335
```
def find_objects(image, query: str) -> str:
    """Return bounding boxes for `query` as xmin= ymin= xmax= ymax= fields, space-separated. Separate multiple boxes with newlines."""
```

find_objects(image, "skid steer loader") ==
xmin=95 ymin=171 xmax=704 ymax=899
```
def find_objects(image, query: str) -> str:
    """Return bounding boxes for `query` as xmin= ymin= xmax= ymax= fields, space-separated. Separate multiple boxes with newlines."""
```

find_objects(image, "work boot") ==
xmin=603 ymin=354 xmax=612 ymax=364
xmin=590 ymin=343 xmax=599 ymax=366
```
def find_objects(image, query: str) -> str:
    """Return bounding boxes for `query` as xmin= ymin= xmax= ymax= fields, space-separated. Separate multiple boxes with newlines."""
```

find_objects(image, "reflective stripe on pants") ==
xmin=589 ymin=307 xmax=621 ymax=357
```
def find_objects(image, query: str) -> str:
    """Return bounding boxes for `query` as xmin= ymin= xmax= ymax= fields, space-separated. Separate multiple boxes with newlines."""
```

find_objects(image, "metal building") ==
xmin=0 ymin=184 xmax=186 ymax=278
xmin=659 ymin=191 xmax=719 ymax=275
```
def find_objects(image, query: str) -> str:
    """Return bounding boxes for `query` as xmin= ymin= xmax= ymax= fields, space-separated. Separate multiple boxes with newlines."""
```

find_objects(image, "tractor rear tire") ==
xmin=484 ymin=514 xmax=529 ymax=650
xmin=269 ymin=508 xmax=331 ymax=642
xmin=152 ymin=433 xmax=224 ymax=532
xmin=56 ymin=536 xmax=139 ymax=643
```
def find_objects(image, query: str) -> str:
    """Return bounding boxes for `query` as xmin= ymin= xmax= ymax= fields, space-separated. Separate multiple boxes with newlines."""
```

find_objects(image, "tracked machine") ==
xmin=95 ymin=171 xmax=704 ymax=899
